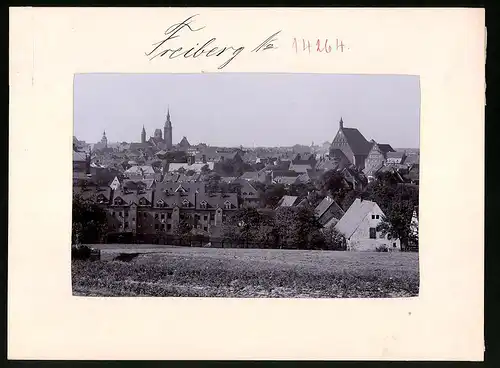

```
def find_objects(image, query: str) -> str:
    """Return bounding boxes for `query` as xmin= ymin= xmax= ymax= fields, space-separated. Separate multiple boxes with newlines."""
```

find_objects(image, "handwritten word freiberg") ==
xmin=292 ymin=38 xmax=348 ymax=54
xmin=145 ymin=15 xmax=281 ymax=69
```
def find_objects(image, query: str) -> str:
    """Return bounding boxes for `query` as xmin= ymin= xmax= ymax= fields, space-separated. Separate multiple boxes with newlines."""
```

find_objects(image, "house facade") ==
xmin=75 ymin=182 xmax=238 ymax=239
xmin=332 ymin=198 xmax=401 ymax=251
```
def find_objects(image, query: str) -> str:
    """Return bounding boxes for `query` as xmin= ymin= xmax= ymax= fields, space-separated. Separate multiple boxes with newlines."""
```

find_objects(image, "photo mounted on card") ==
xmin=72 ymin=72 xmax=420 ymax=298
xmin=9 ymin=8 xmax=484 ymax=361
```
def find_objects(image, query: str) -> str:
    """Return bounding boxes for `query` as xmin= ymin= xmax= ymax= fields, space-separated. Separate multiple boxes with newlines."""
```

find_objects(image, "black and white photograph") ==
xmin=72 ymin=73 xmax=420 ymax=298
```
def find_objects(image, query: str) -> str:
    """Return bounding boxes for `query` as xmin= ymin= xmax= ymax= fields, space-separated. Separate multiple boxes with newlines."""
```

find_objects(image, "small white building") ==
xmin=330 ymin=198 xmax=401 ymax=252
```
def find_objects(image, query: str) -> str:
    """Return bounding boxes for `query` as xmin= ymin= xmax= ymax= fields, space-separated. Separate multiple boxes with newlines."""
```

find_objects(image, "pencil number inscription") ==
xmin=292 ymin=38 xmax=348 ymax=54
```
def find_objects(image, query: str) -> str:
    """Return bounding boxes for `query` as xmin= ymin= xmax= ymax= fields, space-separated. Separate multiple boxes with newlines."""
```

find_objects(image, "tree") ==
xmin=200 ymin=164 xmax=211 ymax=174
xmin=173 ymin=218 xmax=192 ymax=244
xmin=72 ymin=194 xmax=108 ymax=245
xmin=259 ymin=184 xmax=286 ymax=208
xmin=274 ymin=205 xmax=323 ymax=249
xmin=320 ymin=169 xmax=346 ymax=194
xmin=322 ymin=225 xmax=347 ymax=250
xmin=186 ymin=169 xmax=196 ymax=176
xmin=376 ymin=201 xmax=416 ymax=251
xmin=206 ymin=173 xmax=222 ymax=194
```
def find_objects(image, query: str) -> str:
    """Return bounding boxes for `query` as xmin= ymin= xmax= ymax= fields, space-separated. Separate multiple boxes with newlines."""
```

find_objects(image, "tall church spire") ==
xmin=165 ymin=106 xmax=172 ymax=128
xmin=141 ymin=125 xmax=146 ymax=143
xmin=339 ymin=117 xmax=344 ymax=129
xmin=164 ymin=106 xmax=173 ymax=150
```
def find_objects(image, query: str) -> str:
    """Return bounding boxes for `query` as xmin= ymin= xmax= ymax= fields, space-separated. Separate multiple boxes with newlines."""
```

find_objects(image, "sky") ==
xmin=74 ymin=73 xmax=420 ymax=148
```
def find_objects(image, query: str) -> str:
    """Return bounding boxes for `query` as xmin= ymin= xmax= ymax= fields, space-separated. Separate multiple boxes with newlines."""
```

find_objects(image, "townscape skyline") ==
xmin=74 ymin=73 xmax=421 ymax=149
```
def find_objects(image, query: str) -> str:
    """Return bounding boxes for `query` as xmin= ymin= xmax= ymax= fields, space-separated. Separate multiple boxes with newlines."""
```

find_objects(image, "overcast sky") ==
xmin=74 ymin=73 xmax=420 ymax=148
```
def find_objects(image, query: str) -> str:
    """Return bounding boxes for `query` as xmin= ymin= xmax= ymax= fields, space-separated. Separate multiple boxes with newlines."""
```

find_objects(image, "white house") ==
xmin=329 ymin=198 xmax=401 ymax=252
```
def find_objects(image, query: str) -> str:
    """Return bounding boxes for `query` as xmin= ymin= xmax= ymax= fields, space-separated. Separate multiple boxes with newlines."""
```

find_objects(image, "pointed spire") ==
xmin=339 ymin=117 xmax=344 ymax=129
xmin=142 ymin=125 xmax=146 ymax=133
xmin=165 ymin=106 xmax=172 ymax=128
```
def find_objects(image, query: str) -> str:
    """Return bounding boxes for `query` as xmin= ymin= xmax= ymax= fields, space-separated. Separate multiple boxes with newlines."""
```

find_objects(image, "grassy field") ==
xmin=72 ymin=247 xmax=419 ymax=298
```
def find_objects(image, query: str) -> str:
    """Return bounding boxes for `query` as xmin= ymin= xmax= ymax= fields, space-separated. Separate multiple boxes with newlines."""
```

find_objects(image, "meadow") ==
xmin=72 ymin=247 xmax=419 ymax=298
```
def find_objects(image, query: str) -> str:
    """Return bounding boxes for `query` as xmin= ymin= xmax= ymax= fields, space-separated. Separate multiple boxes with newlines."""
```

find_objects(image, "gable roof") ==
xmin=289 ymin=164 xmax=313 ymax=173
xmin=124 ymin=165 xmax=156 ymax=176
xmin=113 ymin=187 xmax=153 ymax=207
xmin=179 ymin=136 xmax=191 ymax=147
xmin=156 ymin=181 xmax=205 ymax=195
xmin=334 ymin=198 xmax=381 ymax=238
xmin=315 ymin=196 xmax=345 ymax=219
xmin=240 ymin=171 xmax=260 ymax=180
xmin=276 ymin=195 xmax=299 ymax=207
xmin=122 ymin=179 xmax=156 ymax=190
xmin=340 ymin=127 xmax=373 ymax=156
xmin=168 ymin=162 xmax=214 ymax=173
xmin=73 ymin=151 xmax=87 ymax=163
xmin=74 ymin=186 xmax=112 ymax=203
xmin=377 ymin=144 xmax=396 ymax=155
xmin=404 ymin=154 xmax=420 ymax=166
xmin=387 ymin=151 xmax=406 ymax=160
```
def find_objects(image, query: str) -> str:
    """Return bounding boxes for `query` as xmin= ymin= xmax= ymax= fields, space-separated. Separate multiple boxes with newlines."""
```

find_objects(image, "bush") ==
xmin=321 ymin=226 xmax=347 ymax=251
xmin=72 ymin=245 xmax=100 ymax=260
xmin=375 ymin=245 xmax=389 ymax=252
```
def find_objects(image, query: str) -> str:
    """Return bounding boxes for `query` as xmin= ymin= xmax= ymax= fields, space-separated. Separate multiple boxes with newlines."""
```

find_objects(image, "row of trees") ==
xmin=221 ymin=207 xmax=346 ymax=250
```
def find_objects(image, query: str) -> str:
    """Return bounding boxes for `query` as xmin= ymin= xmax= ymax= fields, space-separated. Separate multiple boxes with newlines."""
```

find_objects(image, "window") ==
xmin=167 ymin=224 xmax=171 ymax=230
xmin=393 ymin=243 xmax=397 ymax=248
xmin=132 ymin=217 xmax=135 ymax=221
xmin=376 ymin=215 xmax=380 ymax=219
xmin=203 ymin=215 xmax=208 ymax=221
xmin=224 ymin=201 xmax=231 ymax=209
xmin=155 ymin=224 xmax=159 ymax=230
xmin=124 ymin=211 xmax=129 ymax=217
xmin=112 ymin=211 xmax=115 ymax=216
xmin=369 ymin=228 xmax=376 ymax=239
xmin=155 ymin=213 xmax=159 ymax=219
xmin=161 ymin=224 xmax=165 ymax=231
xmin=143 ymin=213 xmax=147 ymax=218
xmin=372 ymin=215 xmax=375 ymax=219
xmin=204 ymin=226 xmax=208 ymax=231
xmin=161 ymin=213 xmax=165 ymax=220
xmin=119 ymin=211 xmax=123 ymax=217
xmin=124 ymin=222 xmax=129 ymax=229
xmin=200 ymin=201 xmax=207 ymax=209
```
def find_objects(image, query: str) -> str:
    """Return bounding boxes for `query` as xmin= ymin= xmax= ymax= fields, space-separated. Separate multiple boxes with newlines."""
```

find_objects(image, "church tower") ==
xmin=141 ymin=125 xmax=146 ymax=143
xmin=101 ymin=130 xmax=108 ymax=148
xmin=164 ymin=107 xmax=173 ymax=150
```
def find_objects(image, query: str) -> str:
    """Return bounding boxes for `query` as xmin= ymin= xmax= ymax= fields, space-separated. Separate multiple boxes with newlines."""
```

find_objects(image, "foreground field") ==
xmin=72 ymin=247 xmax=419 ymax=298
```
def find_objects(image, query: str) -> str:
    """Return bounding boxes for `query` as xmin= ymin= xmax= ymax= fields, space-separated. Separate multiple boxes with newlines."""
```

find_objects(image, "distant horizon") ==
xmin=74 ymin=73 xmax=420 ymax=148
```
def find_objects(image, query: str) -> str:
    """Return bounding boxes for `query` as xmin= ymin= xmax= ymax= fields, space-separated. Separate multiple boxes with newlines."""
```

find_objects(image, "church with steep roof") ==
xmin=329 ymin=117 xmax=396 ymax=174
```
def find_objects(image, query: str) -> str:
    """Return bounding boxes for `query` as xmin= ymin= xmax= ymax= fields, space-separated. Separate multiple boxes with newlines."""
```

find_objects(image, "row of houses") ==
xmin=76 ymin=173 xmax=418 ymax=251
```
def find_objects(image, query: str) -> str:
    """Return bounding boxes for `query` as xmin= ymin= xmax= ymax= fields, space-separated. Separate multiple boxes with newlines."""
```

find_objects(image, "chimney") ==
xmin=202 ymin=154 xmax=207 ymax=164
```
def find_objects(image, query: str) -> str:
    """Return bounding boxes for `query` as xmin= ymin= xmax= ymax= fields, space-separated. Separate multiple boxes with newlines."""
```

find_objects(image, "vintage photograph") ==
xmin=72 ymin=73 xmax=420 ymax=298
